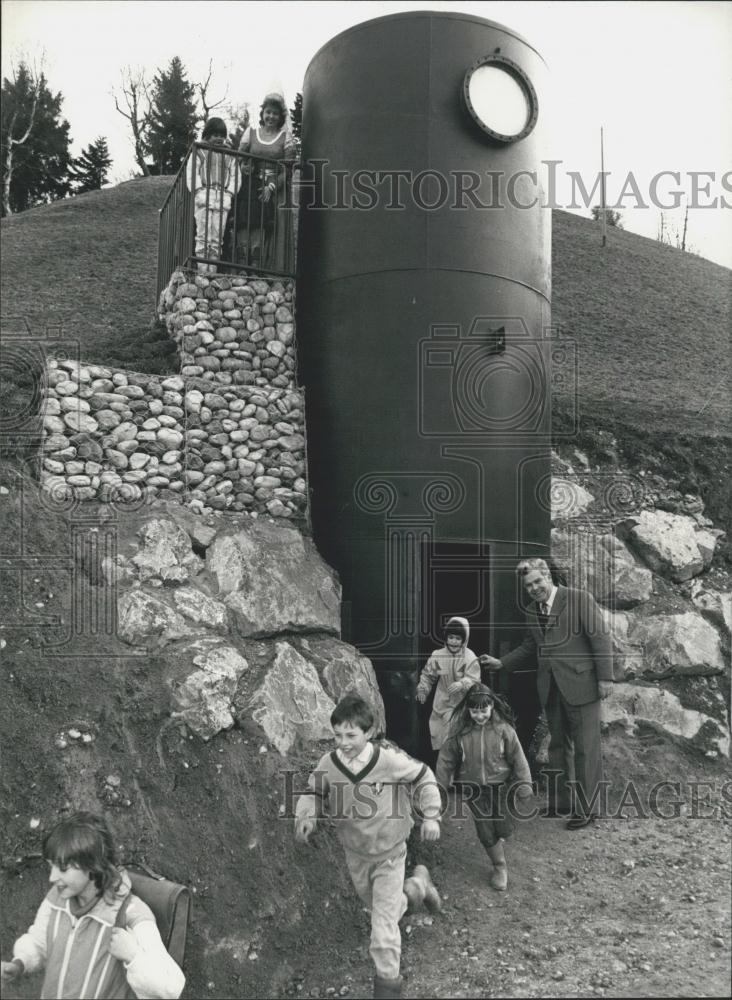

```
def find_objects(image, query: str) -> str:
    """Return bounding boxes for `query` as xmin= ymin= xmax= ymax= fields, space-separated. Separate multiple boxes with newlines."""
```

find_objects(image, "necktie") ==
xmin=538 ymin=602 xmax=549 ymax=633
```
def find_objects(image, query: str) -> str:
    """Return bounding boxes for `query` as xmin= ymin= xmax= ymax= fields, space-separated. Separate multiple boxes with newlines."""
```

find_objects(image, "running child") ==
xmin=436 ymin=683 xmax=533 ymax=891
xmin=416 ymin=616 xmax=481 ymax=751
xmin=295 ymin=694 xmax=442 ymax=1000
xmin=0 ymin=811 xmax=185 ymax=999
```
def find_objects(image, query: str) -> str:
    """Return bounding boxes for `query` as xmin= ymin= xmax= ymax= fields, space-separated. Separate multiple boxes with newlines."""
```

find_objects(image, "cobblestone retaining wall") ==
xmin=160 ymin=270 xmax=296 ymax=389
xmin=40 ymin=270 xmax=306 ymax=519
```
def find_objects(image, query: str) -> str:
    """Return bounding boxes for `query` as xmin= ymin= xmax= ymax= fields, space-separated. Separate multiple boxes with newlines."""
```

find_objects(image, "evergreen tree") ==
xmin=290 ymin=91 xmax=303 ymax=158
xmin=1 ymin=63 xmax=72 ymax=214
xmin=146 ymin=56 xmax=198 ymax=174
xmin=70 ymin=136 xmax=112 ymax=193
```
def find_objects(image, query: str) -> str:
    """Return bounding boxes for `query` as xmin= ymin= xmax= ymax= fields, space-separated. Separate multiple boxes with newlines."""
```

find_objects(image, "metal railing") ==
xmin=157 ymin=142 xmax=297 ymax=300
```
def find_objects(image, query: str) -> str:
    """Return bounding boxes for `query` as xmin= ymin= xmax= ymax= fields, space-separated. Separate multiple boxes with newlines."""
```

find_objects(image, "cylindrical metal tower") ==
xmin=298 ymin=11 xmax=553 ymax=753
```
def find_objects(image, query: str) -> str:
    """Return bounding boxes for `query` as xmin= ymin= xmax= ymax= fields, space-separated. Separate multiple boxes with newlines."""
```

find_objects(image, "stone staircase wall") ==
xmin=39 ymin=269 xmax=307 ymax=519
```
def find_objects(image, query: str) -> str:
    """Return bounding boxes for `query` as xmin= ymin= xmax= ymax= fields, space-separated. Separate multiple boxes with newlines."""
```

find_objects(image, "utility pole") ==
xmin=600 ymin=126 xmax=607 ymax=248
xmin=681 ymin=196 xmax=689 ymax=252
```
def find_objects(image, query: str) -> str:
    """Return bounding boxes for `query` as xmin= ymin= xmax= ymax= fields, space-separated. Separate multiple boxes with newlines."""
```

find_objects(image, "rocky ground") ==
xmin=269 ymin=734 xmax=730 ymax=1000
xmin=2 ymin=723 xmax=729 ymax=1000
xmin=1 ymin=454 xmax=730 ymax=1000
xmin=399 ymin=740 xmax=731 ymax=999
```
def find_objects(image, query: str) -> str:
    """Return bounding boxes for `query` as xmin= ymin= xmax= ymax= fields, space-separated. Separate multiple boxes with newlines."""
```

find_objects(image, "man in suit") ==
xmin=481 ymin=558 xmax=613 ymax=829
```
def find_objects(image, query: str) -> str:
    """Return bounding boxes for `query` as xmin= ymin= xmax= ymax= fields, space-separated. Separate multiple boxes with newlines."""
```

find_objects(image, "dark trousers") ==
xmin=545 ymin=675 xmax=604 ymax=816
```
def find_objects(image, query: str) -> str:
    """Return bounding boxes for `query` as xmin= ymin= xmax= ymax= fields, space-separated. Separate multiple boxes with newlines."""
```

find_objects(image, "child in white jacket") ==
xmin=416 ymin=616 xmax=481 ymax=750
xmin=0 ymin=811 xmax=184 ymax=1000
xmin=187 ymin=116 xmax=239 ymax=275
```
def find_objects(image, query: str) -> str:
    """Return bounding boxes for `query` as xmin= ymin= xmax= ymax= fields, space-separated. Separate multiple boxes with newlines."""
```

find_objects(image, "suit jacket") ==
xmin=501 ymin=586 xmax=613 ymax=707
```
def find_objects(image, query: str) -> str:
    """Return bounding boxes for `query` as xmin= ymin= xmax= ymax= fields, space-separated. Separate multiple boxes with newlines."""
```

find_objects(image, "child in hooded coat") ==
xmin=416 ymin=616 xmax=481 ymax=751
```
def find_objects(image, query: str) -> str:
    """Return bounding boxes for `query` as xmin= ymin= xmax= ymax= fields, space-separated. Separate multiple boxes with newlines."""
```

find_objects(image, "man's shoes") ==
xmin=542 ymin=805 xmax=572 ymax=818
xmin=489 ymin=863 xmax=508 ymax=891
xmin=412 ymin=864 xmax=442 ymax=913
xmin=566 ymin=813 xmax=596 ymax=830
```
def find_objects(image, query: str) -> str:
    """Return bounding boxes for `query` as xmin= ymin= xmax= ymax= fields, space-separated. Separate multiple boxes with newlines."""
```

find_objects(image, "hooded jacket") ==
xmin=437 ymin=718 xmax=532 ymax=791
xmin=12 ymin=869 xmax=184 ymax=999
xmin=417 ymin=616 xmax=481 ymax=720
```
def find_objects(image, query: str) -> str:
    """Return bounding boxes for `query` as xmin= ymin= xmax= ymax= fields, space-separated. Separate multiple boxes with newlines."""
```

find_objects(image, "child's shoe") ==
xmin=412 ymin=864 xmax=442 ymax=913
xmin=373 ymin=975 xmax=402 ymax=998
xmin=489 ymin=862 xmax=508 ymax=891
xmin=402 ymin=874 xmax=424 ymax=913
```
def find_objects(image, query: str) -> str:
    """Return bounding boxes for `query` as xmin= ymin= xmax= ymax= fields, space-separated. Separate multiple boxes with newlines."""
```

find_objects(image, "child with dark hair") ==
xmin=295 ymin=694 xmax=442 ymax=999
xmin=416 ymin=616 xmax=481 ymax=751
xmin=437 ymin=684 xmax=533 ymax=891
xmin=0 ymin=811 xmax=184 ymax=999
xmin=187 ymin=115 xmax=239 ymax=274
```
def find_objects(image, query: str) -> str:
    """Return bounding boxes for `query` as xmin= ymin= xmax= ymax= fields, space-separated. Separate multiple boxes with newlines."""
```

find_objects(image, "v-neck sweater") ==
xmin=297 ymin=742 xmax=442 ymax=861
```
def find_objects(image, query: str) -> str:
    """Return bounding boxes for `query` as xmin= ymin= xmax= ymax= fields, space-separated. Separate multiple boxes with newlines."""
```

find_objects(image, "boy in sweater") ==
xmin=295 ymin=694 xmax=442 ymax=1000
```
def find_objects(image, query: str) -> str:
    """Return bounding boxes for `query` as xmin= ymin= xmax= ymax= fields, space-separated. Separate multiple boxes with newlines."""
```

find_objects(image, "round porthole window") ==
xmin=463 ymin=55 xmax=538 ymax=143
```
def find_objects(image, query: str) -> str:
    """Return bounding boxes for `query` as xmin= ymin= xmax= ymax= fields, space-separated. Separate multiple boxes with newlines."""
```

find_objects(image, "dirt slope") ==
xmin=0 ymin=458 xmax=729 ymax=999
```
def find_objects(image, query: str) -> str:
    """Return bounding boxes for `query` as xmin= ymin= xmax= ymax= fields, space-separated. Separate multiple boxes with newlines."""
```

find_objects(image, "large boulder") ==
xmin=166 ymin=638 xmax=249 ymax=740
xmin=618 ymin=510 xmax=711 ymax=582
xmin=207 ymin=520 xmax=341 ymax=638
xmin=691 ymin=581 xmax=732 ymax=636
xmin=101 ymin=553 xmax=136 ymax=586
xmin=172 ymin=587 xmax=229 ymax=632
xmin=598 ymin=608 xmax=638 ymax=680
xmin=625 ymin=612 xmax=726 ymax=677
xmin=242 ymin=641 xmax=336 ymax=755
xmin=602 ymin=682 xmax=729 ymax=757
xmin=117 ymin=590 xmax=193 ymax=646
xmin=159 ymin=502 xmax=221 ymax=554
xmin=550 ymin=478 xmax=595 ymax=520
xmin=551 ymin=529 xmax=652 ymax=608
xmin=132 ymin=517 xmax=202 ymax=584
xmin=292 ymin=635 xmax=386 ymax=733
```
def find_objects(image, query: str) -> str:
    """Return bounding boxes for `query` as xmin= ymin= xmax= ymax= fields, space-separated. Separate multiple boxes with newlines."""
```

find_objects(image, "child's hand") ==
xmin=295 ymin=817 xmax=317 ymax=843
xmin=1 ymin=960 xmax=24 ymax=983
xmin=108 ymin=927 xmax=139 ymax=964
xmin=420 ymin=819 xmax=441 ymax=842
xmin=446 ymin=680 xmax=464 ymax=698
xmin=415 ymin=688 xmax=427 ymax=704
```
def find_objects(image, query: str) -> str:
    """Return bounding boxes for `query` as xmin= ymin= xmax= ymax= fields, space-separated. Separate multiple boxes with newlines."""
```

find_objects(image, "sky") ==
xmin=2 ymin=0 xmax=731 ymax=267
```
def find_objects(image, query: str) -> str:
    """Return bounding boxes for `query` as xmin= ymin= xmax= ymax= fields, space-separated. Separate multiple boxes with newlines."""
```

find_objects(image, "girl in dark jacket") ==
xmin=436 ymin=683 xmax=533 ymax=891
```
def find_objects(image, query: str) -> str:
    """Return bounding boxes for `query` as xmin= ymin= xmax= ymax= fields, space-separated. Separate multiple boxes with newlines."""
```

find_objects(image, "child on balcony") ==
xmin=187 ymin=116 xmax=239 ymax=275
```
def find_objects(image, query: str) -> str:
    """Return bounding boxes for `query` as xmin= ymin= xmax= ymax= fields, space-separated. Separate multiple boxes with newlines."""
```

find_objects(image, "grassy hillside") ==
xmin=0 ymin=177 xmax=175 ymax=373
xmin=1 ymin=178 xmax=729 ymax=534
xmin=2 ymin=177 xmax=729 ymax=429
xmin=552 ymin=211 xmax=731 ymax=437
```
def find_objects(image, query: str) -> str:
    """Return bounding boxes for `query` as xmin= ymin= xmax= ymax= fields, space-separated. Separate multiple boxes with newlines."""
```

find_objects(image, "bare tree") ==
xmin=680 ymin=199 xmax=689 ymax=253
xmin=221 ymin=101 xmax=250 ymax=147
xmin=2 ymin=59 xmax=42 ymax=216
xmin=657 ymin=204 xmax=696 ymax=255
xmin=196 ymin=59 xmax=228 ymax=124
xmin=113 ymin=67 xmax=151 ymax=176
